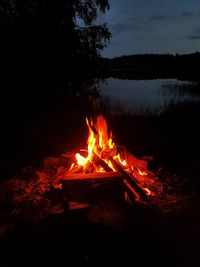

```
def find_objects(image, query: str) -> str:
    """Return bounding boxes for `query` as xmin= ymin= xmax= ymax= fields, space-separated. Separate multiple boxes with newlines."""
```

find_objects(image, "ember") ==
xmin=59 ymin=115 xmax=155 ymax=203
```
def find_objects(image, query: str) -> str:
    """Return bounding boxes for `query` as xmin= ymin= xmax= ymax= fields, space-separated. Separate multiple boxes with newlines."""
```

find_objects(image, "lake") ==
xmin=99 ymin=78 xmax=200 ymax=115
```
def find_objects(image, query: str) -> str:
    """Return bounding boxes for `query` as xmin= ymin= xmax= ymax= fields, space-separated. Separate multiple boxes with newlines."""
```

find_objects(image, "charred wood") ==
xmin=108 ymin=157 xmax=148 ymax=201
xmin=93 ymin=153 xmax=113 ymax=172
xmin=61 ymin=173 xmax=124 ymax=203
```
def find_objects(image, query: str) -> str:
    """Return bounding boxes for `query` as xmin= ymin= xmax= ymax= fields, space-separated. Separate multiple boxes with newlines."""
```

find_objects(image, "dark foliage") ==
xmin=0 ymin=0 xmax=111 ymax=81
xmin=0 ymin=1 xmax=111 ymax=176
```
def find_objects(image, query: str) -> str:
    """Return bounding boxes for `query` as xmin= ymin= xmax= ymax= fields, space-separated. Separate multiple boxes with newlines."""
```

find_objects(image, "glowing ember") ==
xmin=143 ymin=188 xmax=151 ymax=196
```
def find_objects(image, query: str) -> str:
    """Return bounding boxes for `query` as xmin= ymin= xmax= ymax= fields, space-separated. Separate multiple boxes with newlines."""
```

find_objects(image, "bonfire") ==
xmin=57 ymin=114 xmax=155 ymax=204
xmin=0 ymin=114 xmax=161 ymax=224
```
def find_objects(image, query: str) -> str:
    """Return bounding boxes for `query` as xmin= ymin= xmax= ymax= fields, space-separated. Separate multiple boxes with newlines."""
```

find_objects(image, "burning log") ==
xmin=67 ymin=165 xmax=83 ymax=174
xmin=93 ymin=153 xmax=113 ymax=172
xmin=68 ymin=152 xmax=113 ymax=174
xmin=61 ymin=171 xmax=122 ymax=181
xmin=61 ymin=172 xmax=124 ymax=203
xmin=107 ymin=157 xmax=148 ymax=201
xmin=124 ymin=180 xmax=137 ymax=204
xmin=62 ymin=114 xmax=151 ymax=204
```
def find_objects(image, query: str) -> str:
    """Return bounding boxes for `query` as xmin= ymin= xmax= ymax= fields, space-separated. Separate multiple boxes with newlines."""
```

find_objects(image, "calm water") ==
xmin=99 ymin=78 xmax=200 ymax=115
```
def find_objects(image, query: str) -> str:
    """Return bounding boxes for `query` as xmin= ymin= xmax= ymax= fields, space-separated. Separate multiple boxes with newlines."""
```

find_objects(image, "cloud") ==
xmin=191 ymin=27 xmax=200 ymax=34
xmin=149 ymin=15 xmax=172 ymax=21
xmin=110 ymin=22 xmax=148 ymax=35
xmin=136 ymin=36 xmax=144 ymax=40
xmin=187 ymin=35 xmax=200 ymax=40
xmin=187 ymin=26 xmax=200 ymax=40
xmin=181 ymin=12 xmax=194 ymax=17
xmin=110 ymin=22 xmax=132 ymax=34
xmin=131 ymin=16 xmax=143 ymax=22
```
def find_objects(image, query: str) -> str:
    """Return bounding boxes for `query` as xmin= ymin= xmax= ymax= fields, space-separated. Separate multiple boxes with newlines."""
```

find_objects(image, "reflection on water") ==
xmin=99 ymin=78 xmax=200 ymax=115
xmin=161 ymin=81 xmax=200 ymax=97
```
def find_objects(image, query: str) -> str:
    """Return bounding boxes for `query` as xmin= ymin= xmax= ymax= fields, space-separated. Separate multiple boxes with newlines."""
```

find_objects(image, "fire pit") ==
xmin=51 ymin=115 xmax=156 ymax=207
xmin=0 ymin=114 xmax=161 ymax=226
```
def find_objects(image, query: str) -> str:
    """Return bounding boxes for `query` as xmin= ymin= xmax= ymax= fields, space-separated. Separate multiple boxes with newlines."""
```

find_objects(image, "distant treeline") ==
xmin=100 ymin=53 xmax=200 ymax=81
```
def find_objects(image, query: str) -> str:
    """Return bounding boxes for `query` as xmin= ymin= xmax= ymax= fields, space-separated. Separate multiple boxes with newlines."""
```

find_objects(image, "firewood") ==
xmin=67 ymin=165 xmax=83 ymax=174
xmin=93 ymin=153 xmax=113 ymax=172
xmin=61 ymin=172 xmax=124 ymax=203
xmin=83 ymin=160 xmax=94 ymax=173
xmin=124 ymin=179 xmax=138 ymax=204
xmin=107 ymin=157 xmax=148 ymax=201
xmin=61 ymin=171 xmax=122 ymax=181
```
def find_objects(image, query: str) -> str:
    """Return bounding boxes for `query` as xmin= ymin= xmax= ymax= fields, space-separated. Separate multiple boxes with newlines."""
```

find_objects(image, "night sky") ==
xmin=101 ymin=0 xmax=200 ymax=58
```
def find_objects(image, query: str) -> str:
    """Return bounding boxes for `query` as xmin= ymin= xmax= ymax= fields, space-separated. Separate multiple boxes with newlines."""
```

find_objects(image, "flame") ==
xmin=67 ymin=114 xmax=151 ymax=199
xmin=69 ymin=163 xmax=75 ymax=171
xmin=143 ymin=188 xmax=151 ymax=196
xmin=75 ymin=115 xmax=116 ymax=172
xmin=75 ymin=153 xmax=88 ymax=167
xmin=138 ymin=168 xmax=147 ymax=176
xmin=113 ymin=153 xmax=127 ymax=167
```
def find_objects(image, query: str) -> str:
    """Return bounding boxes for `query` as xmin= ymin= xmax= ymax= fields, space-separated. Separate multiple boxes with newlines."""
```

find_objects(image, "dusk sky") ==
xmin=101 ymin=0 xmax=200 ymax=58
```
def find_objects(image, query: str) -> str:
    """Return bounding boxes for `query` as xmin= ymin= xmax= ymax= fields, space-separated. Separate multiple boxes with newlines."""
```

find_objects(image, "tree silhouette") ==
xmin=0 ymin=0 xmax=111 ymax=79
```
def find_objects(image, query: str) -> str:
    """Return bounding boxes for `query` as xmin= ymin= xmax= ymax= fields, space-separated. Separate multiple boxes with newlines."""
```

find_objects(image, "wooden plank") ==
xmin=93 ymin=153 xmax=113 ymax=172
xmin=107 ymin=157 xmax=148 ymax=201
xmin=61 ymin=171 xmax=122 ymax=181
xmin=61 ymin=172 xmax=124 ymax=203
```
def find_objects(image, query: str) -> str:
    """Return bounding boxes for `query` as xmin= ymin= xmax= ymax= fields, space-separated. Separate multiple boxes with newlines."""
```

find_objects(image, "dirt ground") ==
xmin=0 ymin=103 xmax=199 ymax=267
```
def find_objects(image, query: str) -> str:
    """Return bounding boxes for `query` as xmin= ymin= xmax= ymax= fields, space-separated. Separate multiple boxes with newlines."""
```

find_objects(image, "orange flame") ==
xmin=75 ymin=115 xmax=116 ymax=172
xmin=143 ymin=188 xmax=151 ymax=196
xmin=68 ymin=114 xmax=151 ymax=197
